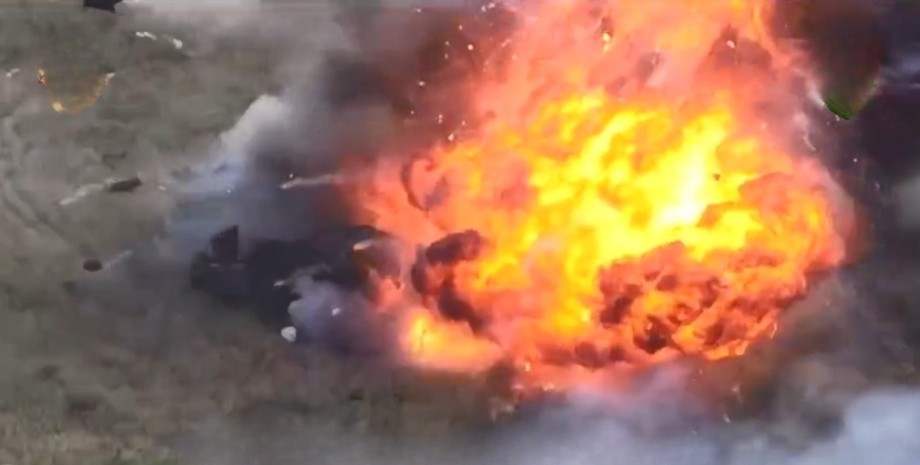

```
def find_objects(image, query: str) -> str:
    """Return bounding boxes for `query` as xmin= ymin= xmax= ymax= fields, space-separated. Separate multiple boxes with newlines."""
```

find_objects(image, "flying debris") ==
xmin=83 ymin=0 xmax=123 ymax=13
xmin=823 ymin=79 xmax=880 ymax=120
xmin=786 ymin=0 xmax=886 ymax=119
xmin=39 ymin=2 xmax=121 ymax=113
xmin=82 ymin=259 xmax=103 ymax=272
xmin=341 ymin=0 xmax=850 ymax=394
xmin=106 ymin=176 xmax=143 ymax=193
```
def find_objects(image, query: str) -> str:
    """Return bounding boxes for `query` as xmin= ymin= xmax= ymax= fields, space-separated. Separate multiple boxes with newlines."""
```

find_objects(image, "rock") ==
xmin=64 ymin=388 xmax=103 ymax=415
xmin=280 ymin=326 xmax=297 ymax=343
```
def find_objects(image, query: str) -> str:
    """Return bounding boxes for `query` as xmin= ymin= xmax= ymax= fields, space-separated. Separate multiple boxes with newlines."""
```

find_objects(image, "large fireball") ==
xmin=344 ymin=0 xmax=849 ymax=392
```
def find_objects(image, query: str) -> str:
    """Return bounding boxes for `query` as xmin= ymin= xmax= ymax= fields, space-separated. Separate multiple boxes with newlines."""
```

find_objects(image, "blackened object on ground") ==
xmin=209 ymin=225 xmax=239 ymax=263
xmin=189 ymin=252 xmax=249 ymax=302
xmin=242 ymin=238 xmax=320 ymax=328
xmin=190 ymin=225 xmax=392 ymax=331
xmin=308 ymin=225 xmax=396 ymax=290
xmin=84 ymin=0 xmax=123 ymax=12
xmin=308 ymin=225 xmax=387 ymax=264
xmin=82 ymin=259 xmax=103 ymax=272
xmin=106 ymin=177 xmax=142 ymax=193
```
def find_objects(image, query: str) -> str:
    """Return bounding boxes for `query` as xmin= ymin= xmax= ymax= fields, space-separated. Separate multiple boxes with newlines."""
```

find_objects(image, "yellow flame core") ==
xmin=347 ymin=0 xmax=849 ymax=390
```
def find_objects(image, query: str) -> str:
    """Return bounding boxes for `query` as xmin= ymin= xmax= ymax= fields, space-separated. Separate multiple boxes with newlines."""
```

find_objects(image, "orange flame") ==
xmin=345 ymin=0 xmax=849 ymax=391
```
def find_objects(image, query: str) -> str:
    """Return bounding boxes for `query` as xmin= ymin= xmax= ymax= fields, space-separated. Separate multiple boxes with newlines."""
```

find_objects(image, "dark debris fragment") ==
xmin=83 ymin=0 xmax=123 ymax=13
xmin=106 ymin=176 xmax=142 ymax=193
xmin=190 ymin=224 xmax=394 ymax=330
xmin=82 ymin=259 xmax=103 ymax=272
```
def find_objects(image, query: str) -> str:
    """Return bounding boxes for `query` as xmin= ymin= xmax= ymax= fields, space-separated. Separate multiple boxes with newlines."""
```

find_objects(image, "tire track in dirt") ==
xmin=0 ymin=5 xmax=281 ymax=463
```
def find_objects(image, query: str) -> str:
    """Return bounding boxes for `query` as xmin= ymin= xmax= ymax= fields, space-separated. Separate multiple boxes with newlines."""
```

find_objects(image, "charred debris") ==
xmin=190 ymin=224 xmax=396 ymax=332
xmin=189 ymin=3 xmax=516 ymax=341
xmin=84 ymin=0 xmax=123 ymax=13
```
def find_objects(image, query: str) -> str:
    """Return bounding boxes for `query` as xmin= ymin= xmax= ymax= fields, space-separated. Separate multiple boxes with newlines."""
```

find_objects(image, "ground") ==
xmin=2 ymin=2 xmax=920 ymax=465
xmin=0 ymin=3 xmax=499 ymax=464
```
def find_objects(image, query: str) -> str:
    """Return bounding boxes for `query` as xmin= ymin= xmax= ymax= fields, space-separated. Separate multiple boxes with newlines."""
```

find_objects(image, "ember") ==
xmin=337 ymin=0 xmax=853 ymax=393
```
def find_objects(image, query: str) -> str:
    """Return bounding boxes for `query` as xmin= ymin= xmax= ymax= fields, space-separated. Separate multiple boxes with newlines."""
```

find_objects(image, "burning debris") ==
xmin=279 ymin=173 xmax=341 ymax=190
xmin=191 ymin=222 xmax=402 ymax=348
xmin=191 ymin=0 xmax=861 ymax=408
xmin=334 ymin=0 xmax=852 ymax=394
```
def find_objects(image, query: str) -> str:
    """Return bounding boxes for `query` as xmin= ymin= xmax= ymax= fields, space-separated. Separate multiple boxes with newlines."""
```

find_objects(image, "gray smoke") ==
xmin=473 ymin=388 xmax=920 ymax=465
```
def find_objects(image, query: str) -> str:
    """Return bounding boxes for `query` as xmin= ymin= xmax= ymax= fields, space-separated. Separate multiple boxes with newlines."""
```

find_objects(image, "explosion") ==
xmin=342 ymin=0 xmax=850 ymax=392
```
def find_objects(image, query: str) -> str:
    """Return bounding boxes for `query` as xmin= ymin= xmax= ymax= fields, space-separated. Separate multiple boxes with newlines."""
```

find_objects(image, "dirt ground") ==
xmin=2 ymin=2 xmax=920 ymax=465
xmin=0 ymin=3 xmax=474 ymax=464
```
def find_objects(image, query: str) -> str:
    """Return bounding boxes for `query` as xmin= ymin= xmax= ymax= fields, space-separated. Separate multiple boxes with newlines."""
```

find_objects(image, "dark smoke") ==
xmin=180 ymin=0 xmax=523 ymax=353
xmin=411 ymin=230 xmax=487 ymax=330
xmin=781 ymin=0 xmax=920 ymax=253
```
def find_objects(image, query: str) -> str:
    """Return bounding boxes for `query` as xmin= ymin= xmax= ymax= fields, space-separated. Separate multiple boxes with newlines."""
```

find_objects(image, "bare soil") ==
xmin=0 ymin=4 xmax=476 ymax=464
